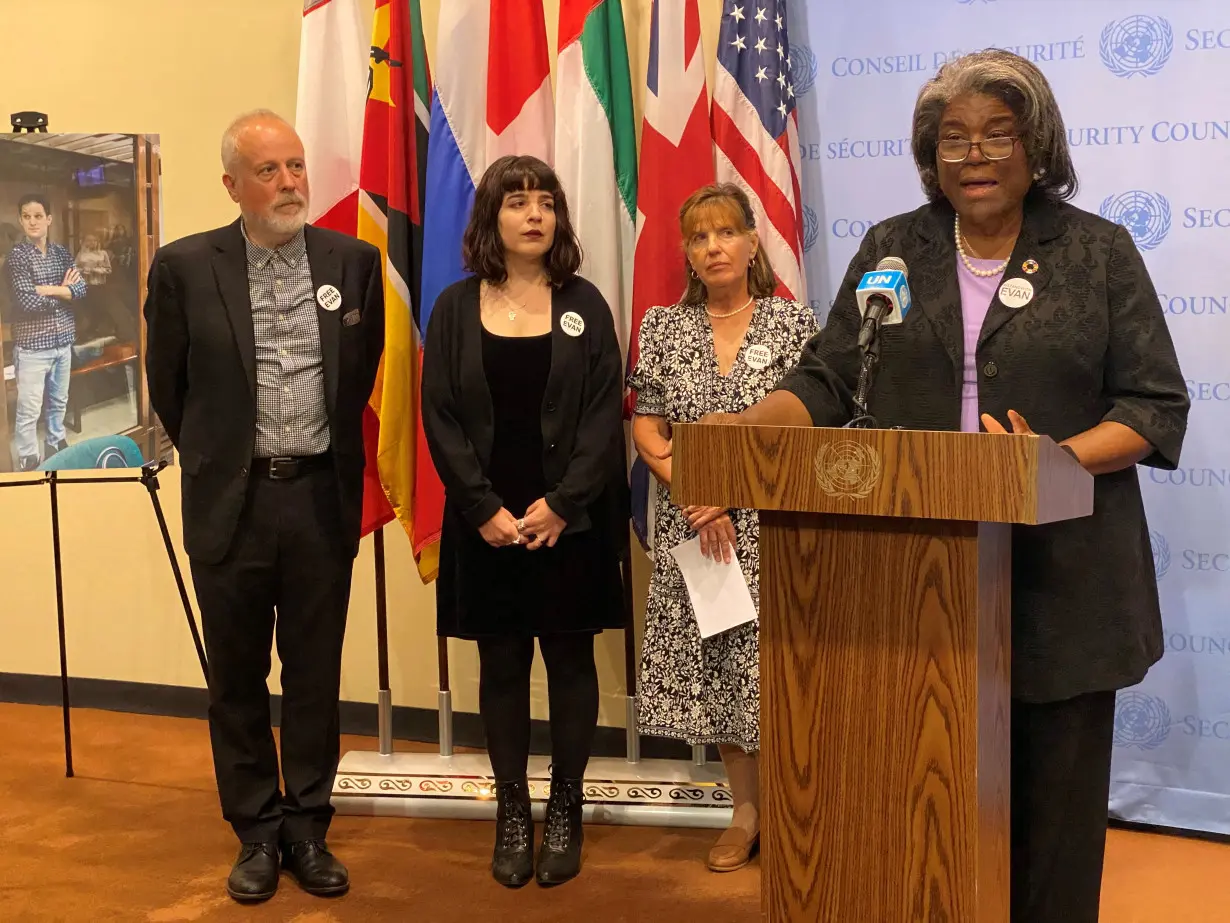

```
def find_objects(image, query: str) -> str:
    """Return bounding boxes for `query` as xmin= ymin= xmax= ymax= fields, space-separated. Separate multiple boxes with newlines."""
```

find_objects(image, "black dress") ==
xmin=435 ymin=326 xmax=622 ymax=639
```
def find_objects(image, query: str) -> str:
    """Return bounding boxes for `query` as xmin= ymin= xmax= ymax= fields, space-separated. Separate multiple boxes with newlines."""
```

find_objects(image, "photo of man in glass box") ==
xmin=0 ymin=132 xmax=166 ymax=474
xmin=4 ymin=192 xmax=86 ymax=470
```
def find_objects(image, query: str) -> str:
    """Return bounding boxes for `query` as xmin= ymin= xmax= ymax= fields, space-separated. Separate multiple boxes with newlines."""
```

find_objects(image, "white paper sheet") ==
xmin=667 ymin=537 xmax=758 ymax=639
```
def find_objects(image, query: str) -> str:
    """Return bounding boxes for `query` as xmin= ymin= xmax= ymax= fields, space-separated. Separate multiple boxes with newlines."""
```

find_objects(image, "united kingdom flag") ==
xmin=712 ymin=0 xmax=806 ymax=301
xmin=629 ymin=0 xmax=714 ymax=378
xmin=627 ymin=0 xmax=714 ymax=549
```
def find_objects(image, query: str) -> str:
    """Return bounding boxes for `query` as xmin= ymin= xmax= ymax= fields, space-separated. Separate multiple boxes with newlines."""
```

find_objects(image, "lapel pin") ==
xmin=342 ymin=309 xmax=361 ymax=327
xmin=999 ymin=277 xmax=1035 ymax=309
xmin=1022 ymin=259 xmax=1039 ymax=274
xmin=316 ymin=283 xmax=342 ymax=311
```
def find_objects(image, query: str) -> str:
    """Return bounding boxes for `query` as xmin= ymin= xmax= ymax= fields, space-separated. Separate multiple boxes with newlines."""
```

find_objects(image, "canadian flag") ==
xmin=294 ymin=0 xmax=368 ymax=236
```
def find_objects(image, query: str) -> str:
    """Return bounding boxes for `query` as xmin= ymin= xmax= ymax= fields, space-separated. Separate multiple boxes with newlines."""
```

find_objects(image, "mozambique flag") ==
xmin=358 ymin=0 xmax=443 ymax=582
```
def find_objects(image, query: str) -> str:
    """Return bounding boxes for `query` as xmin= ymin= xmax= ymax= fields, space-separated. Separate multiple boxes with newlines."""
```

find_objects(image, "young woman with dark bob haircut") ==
xmin=421 ymin=154 xmax=628 ymax=889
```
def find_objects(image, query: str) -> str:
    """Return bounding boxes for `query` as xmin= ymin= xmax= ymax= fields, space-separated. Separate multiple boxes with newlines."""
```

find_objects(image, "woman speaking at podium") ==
xmin=709 ymin=50 xmax=1189 ymax=922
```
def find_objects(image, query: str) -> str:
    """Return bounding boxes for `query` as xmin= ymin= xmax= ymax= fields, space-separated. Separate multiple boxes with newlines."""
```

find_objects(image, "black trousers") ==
xmin=190 ymin=465 xmax=354 ymax=845
xmin=477 ymin=633 xmax=600 ymax=781
xmin=1011 ymin=690 xmax=1116 ymax=923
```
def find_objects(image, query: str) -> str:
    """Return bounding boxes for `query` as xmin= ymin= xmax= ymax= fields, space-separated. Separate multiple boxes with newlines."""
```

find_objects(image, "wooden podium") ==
xmin=671 ymin=424 xmax=1093 ymax=923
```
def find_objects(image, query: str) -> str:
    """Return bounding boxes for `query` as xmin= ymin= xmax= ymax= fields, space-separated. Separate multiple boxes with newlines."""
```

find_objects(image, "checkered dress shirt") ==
xmin=5 ymin=240 xmax=87 ymax=349
xmin=242 ymin=223 xmax=330 ymax=457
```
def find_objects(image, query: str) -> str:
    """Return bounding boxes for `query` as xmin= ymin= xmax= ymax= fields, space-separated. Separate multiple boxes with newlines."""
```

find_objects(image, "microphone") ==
xmin=855 ymin=256 xmax=911 ymax=350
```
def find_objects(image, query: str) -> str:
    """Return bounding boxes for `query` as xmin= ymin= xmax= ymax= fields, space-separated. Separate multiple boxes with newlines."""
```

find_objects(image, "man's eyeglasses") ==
xmin=937 ymin=137 xmax=1020 ymax=163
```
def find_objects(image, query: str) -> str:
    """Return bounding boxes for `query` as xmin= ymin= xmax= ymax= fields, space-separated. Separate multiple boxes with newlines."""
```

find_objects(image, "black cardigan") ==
xmin=421 ymin=274 xmax=628 ymax=539
xmin=776 ymin=197 xmax=1190 ymax=703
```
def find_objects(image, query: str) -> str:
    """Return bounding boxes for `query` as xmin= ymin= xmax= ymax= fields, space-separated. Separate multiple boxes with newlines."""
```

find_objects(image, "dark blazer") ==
xmin=143 ymin=219 xmax=384 ymax=564
xmin=777 ymin=196 xmax=1190 ymax=703
xmin=421 ymin=274 xmax=628 ymax=546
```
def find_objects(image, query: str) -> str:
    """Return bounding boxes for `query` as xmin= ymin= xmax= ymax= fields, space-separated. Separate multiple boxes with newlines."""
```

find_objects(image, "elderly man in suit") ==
xmin=143 ymin=109 xmax=384 ymax=903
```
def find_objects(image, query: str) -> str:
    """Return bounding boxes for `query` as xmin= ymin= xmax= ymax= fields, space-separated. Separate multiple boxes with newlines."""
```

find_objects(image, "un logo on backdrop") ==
xmin=802 ymin=206 xmax=820 ymax=252
xmin=1114 ymin=691 xmax=1172 ymax=750
xmin=1150 ymin=530 xmax=1171 ymax=580
xmin=789 ymin=44 xmax=818 ymax=98
xmin=1099 ymin=191 xmax=1172 ymax=250
xmin=1100 ymin=16 xmax=1174 ymax=78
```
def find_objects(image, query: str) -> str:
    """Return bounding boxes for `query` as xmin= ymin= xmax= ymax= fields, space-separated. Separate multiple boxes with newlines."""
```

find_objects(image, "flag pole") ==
xmin=374 ymin=528 xmax=393 ymax=755
xmin=622 ymin=528 xmax=640 ymax=764
xmin=437 ymin=636 xmax=453 ymax=756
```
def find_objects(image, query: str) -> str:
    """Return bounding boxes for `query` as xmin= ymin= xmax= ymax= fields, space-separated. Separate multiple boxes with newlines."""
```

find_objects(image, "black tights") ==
xmin=477 ymin=633 xmax=599 ymax=782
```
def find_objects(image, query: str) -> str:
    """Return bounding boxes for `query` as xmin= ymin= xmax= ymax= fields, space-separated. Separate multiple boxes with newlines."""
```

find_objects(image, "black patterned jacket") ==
xmin=777 ymin=195 xmax=1190 ymax=702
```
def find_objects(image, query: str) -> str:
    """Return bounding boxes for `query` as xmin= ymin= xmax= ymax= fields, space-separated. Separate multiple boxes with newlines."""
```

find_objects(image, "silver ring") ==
xmin=516 ymin=518 xmax=525 ymax=532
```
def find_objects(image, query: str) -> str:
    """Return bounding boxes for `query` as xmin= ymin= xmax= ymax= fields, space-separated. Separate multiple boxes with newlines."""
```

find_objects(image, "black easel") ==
xmin=4 ymin=110 xmax=205 ymax=774
xmin=1 ymin=461 xmax=208 ymax=777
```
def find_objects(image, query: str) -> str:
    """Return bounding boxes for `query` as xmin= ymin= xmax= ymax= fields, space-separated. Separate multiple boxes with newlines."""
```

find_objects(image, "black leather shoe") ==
xmin=282 ymin=838 xmax=349 ymax=896
xmin=226 ymin=842 xmax=279 ymax=902
xmin=44 ymin=439 xmax=67 ymax=460
xmin=536 ymin=774 xmax=584 ymax=886
xmin=492 ymin=780 xmax=534 ymax=887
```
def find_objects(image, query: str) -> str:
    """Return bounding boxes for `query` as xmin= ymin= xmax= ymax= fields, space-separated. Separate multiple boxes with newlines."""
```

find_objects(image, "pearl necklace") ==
xmin=706 ymin=296 xmax=754 ymax=319
xmin=954 ymin=215 xmax=1010 ymax=277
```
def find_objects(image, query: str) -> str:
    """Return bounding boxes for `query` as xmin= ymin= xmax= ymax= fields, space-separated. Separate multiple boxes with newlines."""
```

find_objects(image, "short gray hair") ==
xmin=910 ymin=49 xmax=1078 ymax=203
xmin=220 ymin=108 xmax=291 ymax=175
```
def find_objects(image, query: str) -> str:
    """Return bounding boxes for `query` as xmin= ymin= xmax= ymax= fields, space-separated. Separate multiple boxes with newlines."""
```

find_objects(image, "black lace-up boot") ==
xmin=492 ymin=780 xmax=534 ymax=887
xmin=535 ymin=774 xmax=584 ymax=885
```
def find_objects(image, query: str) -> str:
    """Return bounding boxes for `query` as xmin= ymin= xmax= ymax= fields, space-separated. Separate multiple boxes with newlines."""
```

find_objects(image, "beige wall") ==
xmin=0 ymin=0 xmax=724 ymax=727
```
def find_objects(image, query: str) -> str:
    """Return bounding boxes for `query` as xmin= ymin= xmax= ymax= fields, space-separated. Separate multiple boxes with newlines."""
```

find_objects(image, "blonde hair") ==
xmin=678 ymin=184 xmax=777 ymax=305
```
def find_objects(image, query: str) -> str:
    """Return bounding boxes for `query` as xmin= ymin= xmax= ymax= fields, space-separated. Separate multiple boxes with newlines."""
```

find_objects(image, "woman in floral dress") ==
xmin=628 ymin=184 xmax=817 ymax=871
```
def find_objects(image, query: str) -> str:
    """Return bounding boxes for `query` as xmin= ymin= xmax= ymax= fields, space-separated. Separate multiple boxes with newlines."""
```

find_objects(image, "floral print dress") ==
xmin=628 ymin=296 xmax=819 ymax=750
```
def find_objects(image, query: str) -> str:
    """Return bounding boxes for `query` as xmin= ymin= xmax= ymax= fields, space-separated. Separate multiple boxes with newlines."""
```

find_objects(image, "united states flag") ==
xmin=712 ymin=0 xmax=806 ymax=301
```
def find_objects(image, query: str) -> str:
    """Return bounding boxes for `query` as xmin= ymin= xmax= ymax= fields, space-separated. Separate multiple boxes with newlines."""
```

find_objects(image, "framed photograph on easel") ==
xmin=0 ymin=132 xmax=169 ymax=473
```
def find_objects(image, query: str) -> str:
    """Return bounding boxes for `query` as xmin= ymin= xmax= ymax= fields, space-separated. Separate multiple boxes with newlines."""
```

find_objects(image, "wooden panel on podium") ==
xmin=670 ymin=424 xmax=1093 ymax=923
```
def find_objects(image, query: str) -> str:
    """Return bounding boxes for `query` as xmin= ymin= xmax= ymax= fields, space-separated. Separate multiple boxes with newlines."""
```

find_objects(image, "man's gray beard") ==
xmin=243 ymin=204 xmax=307 ymax=239
xmin=264 ymin=207 xmax=307 ymax=236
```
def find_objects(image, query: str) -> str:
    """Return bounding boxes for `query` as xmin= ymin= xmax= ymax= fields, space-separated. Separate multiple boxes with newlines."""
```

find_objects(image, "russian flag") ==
xmin=419 ymin=0 xmax=553 ymax=324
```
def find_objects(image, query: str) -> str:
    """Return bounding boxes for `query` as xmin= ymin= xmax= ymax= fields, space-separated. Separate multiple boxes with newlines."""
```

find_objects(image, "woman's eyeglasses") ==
xmin=937 ymin=137 xmax=1020 ymax=163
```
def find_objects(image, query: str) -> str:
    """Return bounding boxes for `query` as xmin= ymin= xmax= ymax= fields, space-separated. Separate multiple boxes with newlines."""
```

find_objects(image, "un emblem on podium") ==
xmin=814 ymin=441 xmax=882 ymax=499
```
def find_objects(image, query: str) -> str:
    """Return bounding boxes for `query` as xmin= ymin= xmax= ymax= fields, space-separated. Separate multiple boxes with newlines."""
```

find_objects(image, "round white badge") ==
xmin=316 ymin=284 xmax=343 ymax=312
xmin=560 ymin=311 xmax=585 ymax=337
xmin=745 ymin=344 xmax=772 ymax=370
xmin=998 ymin=278 xmax=1034 ymax=309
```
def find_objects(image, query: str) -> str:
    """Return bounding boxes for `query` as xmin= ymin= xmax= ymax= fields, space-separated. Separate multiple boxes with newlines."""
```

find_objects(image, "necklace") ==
xmin=489 ymin=280 xmax=540 ymax=321
xmin=954 ymin=215 xmax=1011 ymax=277
xmin=705 ymin=296 xmax=755 ymax=319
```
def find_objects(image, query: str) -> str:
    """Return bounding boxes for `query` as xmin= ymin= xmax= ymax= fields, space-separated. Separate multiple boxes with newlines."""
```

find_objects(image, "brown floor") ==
xmin=2 ymin=703 xmax=1227 ymax=922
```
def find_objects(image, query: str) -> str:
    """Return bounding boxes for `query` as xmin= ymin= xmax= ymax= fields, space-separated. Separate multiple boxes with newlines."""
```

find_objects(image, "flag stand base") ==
xmin=331 ymin=749 xmax=732 ymax=828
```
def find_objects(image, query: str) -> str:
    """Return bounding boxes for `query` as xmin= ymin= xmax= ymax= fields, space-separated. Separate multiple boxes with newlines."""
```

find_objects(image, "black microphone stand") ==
xmin=846 ymin=325 xmax=882 ymax=429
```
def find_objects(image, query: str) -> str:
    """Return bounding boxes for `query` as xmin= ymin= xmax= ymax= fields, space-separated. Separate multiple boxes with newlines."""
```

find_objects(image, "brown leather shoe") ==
xmin=706 ymin=825 xmax=759 ymax=872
